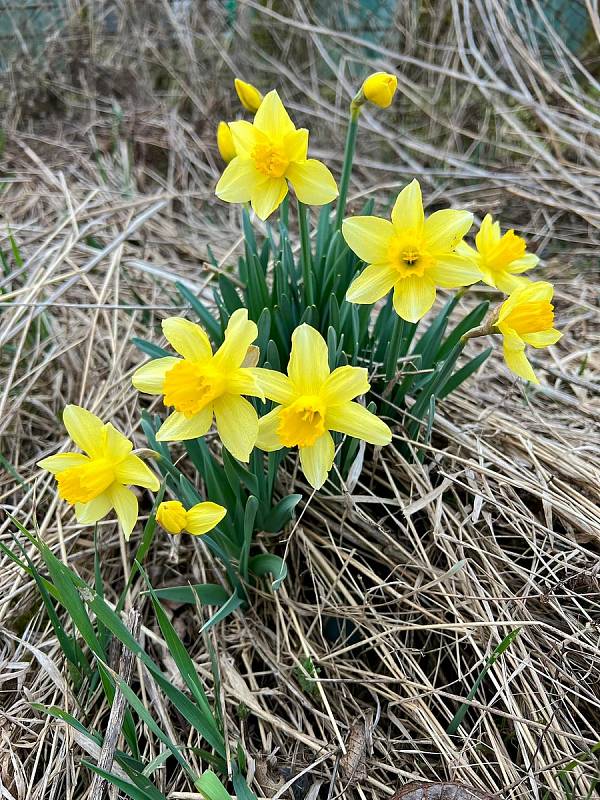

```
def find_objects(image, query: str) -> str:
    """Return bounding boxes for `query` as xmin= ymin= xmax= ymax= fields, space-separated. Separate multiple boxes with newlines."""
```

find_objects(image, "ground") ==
xmin=1 ymin=2 xmax=599 ymax=799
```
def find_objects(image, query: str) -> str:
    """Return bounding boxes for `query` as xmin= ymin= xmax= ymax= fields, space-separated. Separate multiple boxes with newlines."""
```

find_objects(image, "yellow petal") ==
xmin=253 ymin=89 xmax=295 ymax=140
xmin=214 ymin=308 xmax=258 ymax=370
xmin=213 ymin=395 xmax=258 ymax=462
xmin=326 ymin=402 xmax=391 ymax=446
xmin=475 ymin=214 xmax=500 ymax=253
xmin=509 ymin=253 xmax=539 ymax=274
xmin=428 ymin=254 xmax=482 ymax=288
xmin=162 ymin=318 xmax=212 ymax=362
xmin=256 ymin=406 xmax=284 ymax=452
xmin=107 ymin=484 xmax=139 ymax=541
xmin=322 ymin=366 xmax=369 ymax=405
xmin=185 ymin=501 xmax=227 ymax=536
xmin=104 ymin=423 xmax=134 ymax=461
xmin=299 ymin=432 xmax=335 ymax=490
xmin=494 ymin=273 xmax=530 ymax=294
xmin=424 ymin=209 xmax=473 ymax=253
xmin=234 ymin=78 xmax=263 ymax=113
xmin=63 ymin=405 xmax=105 ymax=458
xmin=228 ymin=119 xmax=263 ymax=157
xmin=251 ymin=176 xmax=288 ymax=220
xmin=216 ymin=157 xmax=261 ymax=203
xmin=342 ymin=216 xmax=395 ymax=264
xmin=346 ymin=262 xmax=397 ymax=304
xmin=284 ymin=128 xmax=309 ymax=161
xmin=74 ymin=492 xmax=113 ymax=525
xmin=392 ymin=276 xmax=436 ymax=322
xmin=115 ymin=454 xmax=160 ymax=490
xmin=252 ymin=368 xmax=295 ymax=404
xmin=226 ymin=367 xmax=264 ymax=399
xmin=217 ymin=121 xmax=236 ymax=163
xmin=286 ymin=159 xmax=338 ymax=206
xmin=38 ymin=452 xmax=88 ymax=474
xmin=521 ymin=329 xmax=562 ymax=348
xmin=156 ymin=407 xmax=213 ymax=442
xmin=454 ymin=241 xmax=479 ymax=263
xmin=503 ymin=333 xmax=538 ymax=383
xmin=132 ymin=357 xmax=180 ymax=394
xmin=288 ymin=324 xmax=330 ymax=394
xmin=391 ymin=179 xmax=424 ymax=232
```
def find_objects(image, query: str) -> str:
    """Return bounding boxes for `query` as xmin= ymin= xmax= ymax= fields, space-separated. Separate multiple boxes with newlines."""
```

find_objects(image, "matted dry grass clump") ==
xmin=1 ymin=1 xmax=599 ymax=798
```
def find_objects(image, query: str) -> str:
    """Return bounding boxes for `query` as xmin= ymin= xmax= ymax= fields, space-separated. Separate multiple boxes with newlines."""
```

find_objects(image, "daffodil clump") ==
xmin=38 ymin=72 xmax=562 ymax=599
xmin=23 ymin=70 xmax=567 ymax=800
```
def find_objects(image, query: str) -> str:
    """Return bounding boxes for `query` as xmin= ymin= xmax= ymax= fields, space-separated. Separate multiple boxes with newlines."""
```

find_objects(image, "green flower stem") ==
xmin=298 ymin=200 xmax=313 ymax=305
xmin=335 ymin=102 xmax=361 ymax=230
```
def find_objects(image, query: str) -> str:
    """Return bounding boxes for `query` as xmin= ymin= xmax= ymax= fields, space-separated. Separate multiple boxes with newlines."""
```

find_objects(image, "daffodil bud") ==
xmin=217 ymin=121 xmax=236 ymax=163
xmin=155 ymin=499 xmax=227 ymax=537
xmin=234 ymin=78 xmax=263 ymax=113
xmin=361 ymin=72 xmax=397 ymax=109
xmin=156 ymin=500 xmax=187 ymax=534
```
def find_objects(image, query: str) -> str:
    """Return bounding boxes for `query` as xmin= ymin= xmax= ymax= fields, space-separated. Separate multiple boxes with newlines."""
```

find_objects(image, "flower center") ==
xmin=56 ymin=459 xmax=114 ymax=504
xmin=252 ymin=143 xmax=289 ymax=178
xmin=505 ymin=300 xmax=554 ymax=335
xmin=277 ymin=395 xmax=326 ymax=448
xmin=388 ymin=234 xmax=433 ymax=278
xmin=487 ymin=230 xmax=526 ymax=271
xmin=163 ymin=360 xmax=223 ymax=418
xmin=156 ymin=500 xmax=188 ymax=534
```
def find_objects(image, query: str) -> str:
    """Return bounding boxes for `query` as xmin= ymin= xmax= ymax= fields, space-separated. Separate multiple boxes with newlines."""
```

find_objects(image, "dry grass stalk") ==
xmin=0 ymin=1 xmax=599 ymax=799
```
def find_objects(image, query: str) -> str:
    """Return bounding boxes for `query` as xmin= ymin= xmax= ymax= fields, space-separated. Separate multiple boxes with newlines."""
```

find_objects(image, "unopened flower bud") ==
xmin=234 ymin=78 xmax=263 ymax=113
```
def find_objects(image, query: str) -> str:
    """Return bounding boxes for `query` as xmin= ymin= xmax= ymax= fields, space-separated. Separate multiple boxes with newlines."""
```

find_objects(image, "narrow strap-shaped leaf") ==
xmin=139 ymin=565 xmax=224 ymax=752
xmin=131 ymin=339 xmax=171 ymax=359
xmin=176 ymin=282 xmax=221 ymax=344
xmin=437 ymin=347 xmax=493 ymax=400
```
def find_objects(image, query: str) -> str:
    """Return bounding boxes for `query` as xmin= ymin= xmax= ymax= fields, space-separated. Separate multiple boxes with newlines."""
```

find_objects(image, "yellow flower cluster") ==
xmin=215 ymin=75 xmax=560 ymax=387
xmin=39 ymin=72 xmax=561 ymax=541
xmin=133 ymin=318 xmax=391 ymax=490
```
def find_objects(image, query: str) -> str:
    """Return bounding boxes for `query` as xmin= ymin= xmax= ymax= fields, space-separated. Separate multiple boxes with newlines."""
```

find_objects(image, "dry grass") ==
xmin=1 ymin=1 xmax=599 ymax=799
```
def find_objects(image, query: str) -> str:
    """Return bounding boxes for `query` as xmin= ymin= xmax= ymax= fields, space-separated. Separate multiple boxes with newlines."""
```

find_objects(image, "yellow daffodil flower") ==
xmin=343 ymin=179 xmax=479 ymax=322
xmin=156 ymin=499 xmax=226 ymax=536
xmin=254 ymin=324 xmax=391 ymax=489
xmin=362 ymin=71 xmax=397 ymax=108
xmin=456 ymin=213 xmax=539 ymax=294
xmin=215 ymin=90 xmax=338 ymax=220
xmin=132 ymin=309 xmax=263 ymax=462
xmin=234 ymin=78 xmax=263 ymax=113
xmin=496 ymin=281 xmax=561 ymax=383
xmin=217 ymin=121 xmax=236 ymax=163
xmin=37 ymin=405 xmax=159 ymax=540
